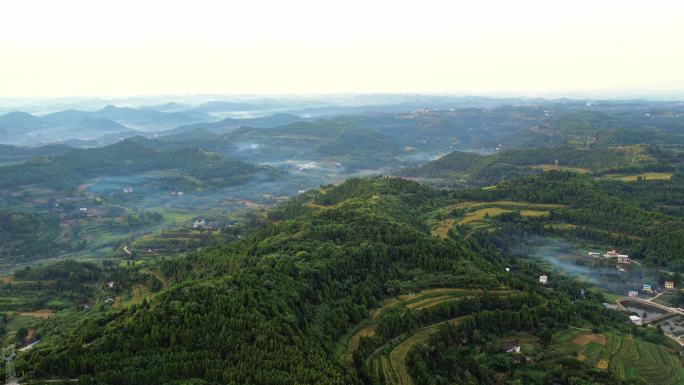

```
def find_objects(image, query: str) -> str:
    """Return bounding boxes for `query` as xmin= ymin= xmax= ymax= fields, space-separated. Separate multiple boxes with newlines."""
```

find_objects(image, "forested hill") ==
xmin=21 ymin=177 xmax=498 ymax=384
xmin=0 ymin=138 xmax=282 ymax=189
xmin=19 ymin=177 xmax=644 ymax=385
xmin=399 ymin=144 xmax=671 ymax=187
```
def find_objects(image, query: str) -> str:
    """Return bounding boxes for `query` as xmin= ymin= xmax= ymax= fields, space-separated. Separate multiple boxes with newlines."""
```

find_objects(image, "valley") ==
xmin=1 ymin=97 xmax=684 ymax=385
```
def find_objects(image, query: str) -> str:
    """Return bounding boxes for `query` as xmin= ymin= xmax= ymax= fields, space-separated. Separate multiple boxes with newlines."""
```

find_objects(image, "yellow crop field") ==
xmin=602 ymin=172 xmax=672 ymax=182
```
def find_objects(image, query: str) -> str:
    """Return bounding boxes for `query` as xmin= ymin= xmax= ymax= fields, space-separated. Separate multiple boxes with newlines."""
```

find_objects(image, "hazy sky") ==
xmin=2 ymin=0 xmax=683 ymax=97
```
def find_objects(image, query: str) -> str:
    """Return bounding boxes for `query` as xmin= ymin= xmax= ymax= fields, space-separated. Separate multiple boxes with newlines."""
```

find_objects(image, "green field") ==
xmin=554 ymin=329 xmax=684 ymax=385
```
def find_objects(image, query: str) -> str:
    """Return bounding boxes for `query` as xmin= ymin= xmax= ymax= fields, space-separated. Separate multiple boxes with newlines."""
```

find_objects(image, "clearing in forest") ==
xmin=572 ymin=333 xmax=607 ymax=346
xmin=602 ymin=172 xmax=672 ymax=182
xmin=531 ymin=164 xmax=591 ymax=174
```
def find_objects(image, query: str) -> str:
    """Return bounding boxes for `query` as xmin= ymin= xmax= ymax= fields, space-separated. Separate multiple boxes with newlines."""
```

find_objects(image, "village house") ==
xmin=604 ymin=250 xmax=619 ymax=258
xmin=193 ymin=219 xmax=207 ymax=230
xmin=617 ymin=255 xmax=631 ymax=264
xmin=642 ymin=284 xmax=652 ymax=292
xmin=505 ymin=343 xmax=521 ymax=354
xmin=628 ymin=291 xmax=638 ymax=298
xmin=539 ymin=275 xmax=548 ymax=284
xmin=629 ymin=315 xmax=643 ymax=325
xmin=588 ymin=252 xmax=601 ymax=257
xmin=665 ymin=281 xmax=675 ymax=290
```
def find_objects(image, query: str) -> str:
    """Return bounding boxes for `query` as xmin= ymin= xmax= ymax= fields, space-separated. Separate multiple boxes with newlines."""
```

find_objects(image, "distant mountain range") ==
xmin=0 ymin=111 xmax=47 ymax=133
xmin=0 ymin=105 xmax=216 ymax=138
xmin=162 ymin=113 xmax=303 ymax=136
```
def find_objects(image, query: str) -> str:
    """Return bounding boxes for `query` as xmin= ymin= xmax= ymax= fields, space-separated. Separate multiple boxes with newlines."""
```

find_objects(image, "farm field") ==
xmin=554 ymin=329 xmax=684 ymax=385
xmin=429 ymin=200 xmax=558 ymax=237
xmin=531 ymin=164 xmax=591 ymax=174
xmin=601 ymin=172 xmax=673 ymax=182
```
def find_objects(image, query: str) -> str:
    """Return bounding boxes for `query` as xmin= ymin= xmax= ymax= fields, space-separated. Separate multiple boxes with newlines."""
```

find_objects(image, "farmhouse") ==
xmin=539 ymin=275 xmax=548 ymax=284
xmin=604 ymin=250 xmax=619 ymax=258
xmin=617 ymin=255 xmax=631 ymax=264
xmin=588 ymin=252 xmax=601 ymax=257
xmin=193 ymin=219 xmax=207 ymax=230
xmin=505 ymin=343 xmax=521 ymax=354
xmin=628 ymin=291 xmax=638 ymax=298
xmin=642 ymin=284 xmax=652 ymax=292
xmin=665 ymin=281 xmax=675 ymax=289
xmin=629 ymin=315 xmax=643 ymax=325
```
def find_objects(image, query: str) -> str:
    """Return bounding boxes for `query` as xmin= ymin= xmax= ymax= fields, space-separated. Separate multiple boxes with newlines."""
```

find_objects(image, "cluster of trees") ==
xmin=0 ymin=209 xmax=64 ymax=263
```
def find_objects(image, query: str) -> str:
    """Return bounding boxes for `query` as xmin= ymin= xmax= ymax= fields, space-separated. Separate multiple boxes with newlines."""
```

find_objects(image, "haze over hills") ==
xmin=3 ymin=0 xmax=684 ymax=382
xmin=2 ymin=95 xmax=684 ymax=385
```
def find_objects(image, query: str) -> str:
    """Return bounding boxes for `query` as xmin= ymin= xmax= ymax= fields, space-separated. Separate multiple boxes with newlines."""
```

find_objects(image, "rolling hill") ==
xmin=0 ymin=138 xmax=282 ymax=189
xmin=14 ymin=177 xmax=671 ymax=385
xmin=399 ymin=145 xmax=670 ymax=187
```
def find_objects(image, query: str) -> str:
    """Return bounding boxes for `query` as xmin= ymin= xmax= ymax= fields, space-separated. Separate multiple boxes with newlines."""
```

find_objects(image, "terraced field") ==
xmin=339 ymin=288 xmax=513 ymax=385
xmin=555 ymin=330 xmax=684 ymax=385
xmin=602 ymin=172 xmax=673 ymax=182
xmin=386 ymin=318 xmax=462 ymax=385
xmin=337 ymin=288 xmax=473 ymax=367
xmin=430 ymin=200 xmax=560 ymax=238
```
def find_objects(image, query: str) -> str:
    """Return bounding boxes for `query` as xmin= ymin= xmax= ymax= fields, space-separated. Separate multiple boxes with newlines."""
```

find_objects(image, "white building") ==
xmin=628 ymin=291 xmax=638 ymax=298
xmin=539 ymin=275 xmax=548 ymax=284
xmin=629 ymin=315 xmax=642 ymax=325
xmin=617 ymin=255 xmax=631 ymax=264
xmin=604 ymin=250 xmax=619 ymax=258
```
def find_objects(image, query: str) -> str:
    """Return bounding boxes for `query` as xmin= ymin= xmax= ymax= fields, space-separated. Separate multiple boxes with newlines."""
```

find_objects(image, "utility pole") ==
xmin=3 ymin=348 xmax=18 ymax=385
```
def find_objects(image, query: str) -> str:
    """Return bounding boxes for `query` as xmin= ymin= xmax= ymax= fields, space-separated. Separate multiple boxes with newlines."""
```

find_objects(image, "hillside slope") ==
xmin=16 ymin=177 xmax=661 ymax=385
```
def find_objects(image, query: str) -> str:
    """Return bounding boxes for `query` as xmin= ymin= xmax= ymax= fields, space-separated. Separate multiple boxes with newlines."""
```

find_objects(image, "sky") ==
xmin=1 ymin=0 xmax=684 ymax=97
